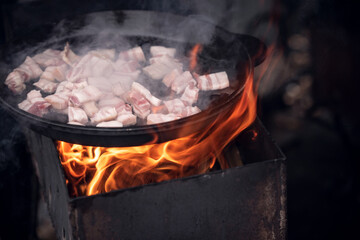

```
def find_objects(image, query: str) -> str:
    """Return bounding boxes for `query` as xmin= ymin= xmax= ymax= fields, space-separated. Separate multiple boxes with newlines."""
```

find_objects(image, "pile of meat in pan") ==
xmin=4 ymin=43 xmax=229 ymax=127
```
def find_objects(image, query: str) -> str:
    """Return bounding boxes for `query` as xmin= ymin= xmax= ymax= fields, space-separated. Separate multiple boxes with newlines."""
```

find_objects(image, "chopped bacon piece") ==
xmin=98 ymin=97 xmax=129 ymax=114
xmin=66 ymin=53 xmax=113 ymax=82
xmin=125 ymin=90 xmax=151 ymax=119
xmin=196 ymin=71 xmax=229 ymax=90
xmin=18 ymin=57 xmax=43 ymax=81
xmin=89 ymin=49 xmax=116 ymax=61
xmin=179 ymin=106 xmax=201 ymax=118
xmin=118 ymin=46 xmax=145 ymax=62
xmin=96 ymin=121 xmax=123 ymax=128
xmin=82 ymin=101 xmax=99 ymax=117
xmin=44 ymin=94 xmax=68 ymax=110
xmin=180 ymin=84 xmax=199 ymax=105
xmin=131 ymin=82 xmax=162 ymax=106
xmin=40 ymin=64 xmax=68 ymax=82
xmin=33 ymin=49 xmax=64 ymax=67
xmin=70 ymin=85 xmax=103 ymax=106
xmin=33 ymin=79 xmax=58 ymax=93
xmin=163 ymin=99 xmax=186 ymax=115
xmin=162 ymin=68 xmax=182 ymax=88
xmin=61 ymin=43 xmax=80 ymax=66
xmin=116 ymin=114 xmax=137 ymax=126
xmin=68 ymin=107 xmax=88 ymax=124
xmin=143 ymin=57 xmax=182 ymax=80
xmin=150 ymin=46 xmax=176 ymax=57
xmin=27 ymin=90 xmax=42 ymax=100
xmin=5 ymin=71 xmax=26 ymax=94
xmin=147 ymin=113 xmax=180 ymax=124
xmin=90 ymin=107 xmax=118 ymax=124
xmin=171 ymin=71 xmax=197 ymax=94
xmin=18 ymin=90 xmax=50 ymax=117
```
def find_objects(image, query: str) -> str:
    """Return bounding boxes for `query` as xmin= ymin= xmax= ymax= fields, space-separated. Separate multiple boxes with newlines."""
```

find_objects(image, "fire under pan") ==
xmin=24 ymin=118 xmax=286 ymax=240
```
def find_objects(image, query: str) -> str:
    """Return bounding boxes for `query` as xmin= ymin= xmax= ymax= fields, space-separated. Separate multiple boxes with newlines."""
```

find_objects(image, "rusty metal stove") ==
xmin=25 ymin=118 xmax=286 ymax=240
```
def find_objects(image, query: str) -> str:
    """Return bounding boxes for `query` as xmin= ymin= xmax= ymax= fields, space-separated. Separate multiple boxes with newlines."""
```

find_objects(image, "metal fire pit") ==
xmin=25 ymin=118 xmax=286 ymax=240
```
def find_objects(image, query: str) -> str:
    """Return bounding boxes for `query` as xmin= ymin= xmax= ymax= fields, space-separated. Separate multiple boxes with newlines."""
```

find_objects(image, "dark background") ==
xmin=0 ymin=0 xmax=359 ymax=239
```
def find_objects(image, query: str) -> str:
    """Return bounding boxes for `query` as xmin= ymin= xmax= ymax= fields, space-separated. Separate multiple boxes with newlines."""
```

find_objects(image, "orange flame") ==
xmin=189 ymin=44 xmax=202 ymax=71
xmin=57 ymin=43 xmax=260 ymax=198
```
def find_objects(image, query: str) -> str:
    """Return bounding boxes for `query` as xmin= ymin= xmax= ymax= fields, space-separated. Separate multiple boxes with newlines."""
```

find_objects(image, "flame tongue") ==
xmin=57 ymin=43 xmax=258 ymax=198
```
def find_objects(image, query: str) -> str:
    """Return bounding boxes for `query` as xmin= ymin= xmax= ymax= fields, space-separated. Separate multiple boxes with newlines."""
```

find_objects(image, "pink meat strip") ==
xmin=118 ymin=46 xmax=145 ymax=62
xmin=171 ymin=71 xmax=197 ymax=94
xmin=90 ymin=107 xmax=118 ymax=124
xmin=96 ymin=121 xmax=123 ymax=128
xmin=196 ymin=71 xmax=230 ymax=90
xmin=70 ymin=85 xmax=103 ymax=106
xmin=68 ymin=107 xmax=88 ymax=124
xmin=131 ymin=82 xmax=162 ymax=106
xmin=150 ymin=46 xmax=176 ymax=57
xmin=33 ymin=79 xmax=58 ymax=93
xmin=180 ymin=83 xmax=199 ymax=105
xmin=147 ymin=113 xmax=180 ymax=124
xmin=40 ymin=64 xmax=68 ymax=82
xmin=162 ymin=68 xmax=182 ymax=88
xmin=116 ymin=114 xmax=137 ymax=126
xmin=5 ymin=57 xmax=43 ymax=94
xmin=33 ymin=49 xmax=65 ymax=67
xmin=125 ymin=90 xmax=151 ymax=119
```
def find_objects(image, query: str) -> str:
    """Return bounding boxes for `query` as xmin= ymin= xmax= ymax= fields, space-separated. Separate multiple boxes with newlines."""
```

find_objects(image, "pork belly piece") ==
xmin=33 ymin=79 xmax=58 ymax=93
xmin=68 ymin=107 xmax=88 ymax=124
xmin=150 ymin=46 xmax=176 ymax=58
xmin=18 ymin=90 xmax=50 ymax=117
xmin=125 ymin=90 xmax=151 ymax=119
xmin=180 ymin=84 xmax=199 ymax=105
xmin=179 ymin=106 xmax=201 ymax=118
xmin=96 ymin=121 xmax=123 ymax=128
xmin=163 ymin=99 xmax=186 ymax=115
xmin=5 ymin=57 xmax=43 ymax=93
xmin=196 ymin=71 xmax=229 ymax=91
xmin=61 ymin=43 xmax=80 ymax=66
xmin=82 ymin=101 xmax=99 ymax=117
xmin=27 ymin=90 xmax=42 ymax=100
xmin=147 ymin=113 xmax=180 ymax=124
xmin=44 ymin=94 xmax=68 ymax=110
xmin=162 ymin=68 xmax=182 ymax=88
xmin=89 ymin=48 xmax=116 ymax=61
xmin=171 ymin=71 xmax=197 ymax=94
xmin=90 ymin=107 xmax=118 ymax=124
xmin=149 ymin=54 xmax=181 ymax=65
xmin=66 ymin=53 xmax=114 ymax=82
xmin=116 ymin=114 xmax=137 ymax=126
xmin=118 ymin=46 xmax=145 ymax=62
xmin=40 ymin=64 xmax=68 ymax=82
xmin=116 ymin=103 xmax=133 ymax=115
xmin=131 ymin=82 xmax=162 ymax=107
xmin=114 ymin=59 xmax=140 ymax=73
xmin=143 ymin=60 xmax=182 ymax=80
xmin=70 ymin=85 xmax=103 ymax=106
xmin=33 ymin=49 xmax=64 ymax=67
xmin=5 ymin=71 xmax=26 ymax=94
xmin=98 ymin=97 xmax=126 ymax=111
xmin=151 ymin=104 xmax=168 ymax=114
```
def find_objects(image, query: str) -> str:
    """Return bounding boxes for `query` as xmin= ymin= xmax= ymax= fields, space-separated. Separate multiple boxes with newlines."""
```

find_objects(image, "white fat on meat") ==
xmin=61 ymin=43 xmax=80 ymax=66
xmin=90 ymin=107 xmax=118 ymax=124
xmin=150 ymin=46 xmax=176 ymax=57
xmin=89 ymin=49 xmax=116 ymax=61
xmin=116 ymin=114 xmax=137 ymax=126
xmin=163 ymin=99 xmax=186 ymax=115
xmin=40 ymin=64 xmax=68 ymax=82
xmin=179 ymin=106 xmax=201 ymax=118
xmin=171 ymin=71 xmax=197 ymax=94
xmin=96 ymin=121 xmax=123 ymax=128
xmin=70 ymin=85 xmax=103 ymax=106
xmin=143 ymin=57 xmax=182 ymax=80
xmin=97 ymin=97 xmax=131 ymax=114
xmin=44 ymin=94 xmax=68 ymax=110
xmin=68 ymin=121 xmax=85 ymax=126
xmin=180 ymin=84 xmax=199 ymax=105
xmin=147 ymin=113 xmax=180 ymax=124
xmin=33 ymin=49 xmax=64 ymax=67
xmin=125 ymin=90 xmax=151 ymax=119
xmin=118 ymin=46 xmax=146 ymax=62
xmin=82 ymin=101 xmax=99 ymax=117
xmin=162 ymin=68 xmax=182 ymax=88
xmin=68 ymin=107 xmax=88 ymax=124
xmin=66 ymin=53 xmax=114 ymax=82
xmin=33 ymin=79 xmax=58 ymax=93
xmin=196 ymin=71 xmax=230 ymax=91
xmin=131 ymin=82 xmax=162 ymax=107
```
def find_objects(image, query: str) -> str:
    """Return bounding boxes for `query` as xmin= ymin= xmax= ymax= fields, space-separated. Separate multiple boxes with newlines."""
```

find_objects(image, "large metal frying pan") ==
xmin=0 ymin=10 xmax=266 ymax=147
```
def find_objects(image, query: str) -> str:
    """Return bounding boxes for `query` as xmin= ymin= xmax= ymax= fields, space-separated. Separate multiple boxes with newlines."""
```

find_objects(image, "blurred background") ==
xmin=0 ymin=0 xmax=359 ymax=239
